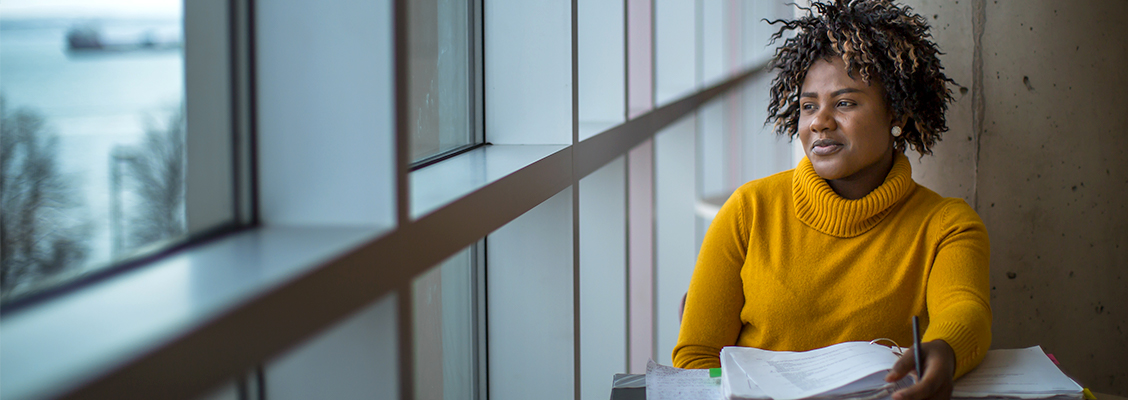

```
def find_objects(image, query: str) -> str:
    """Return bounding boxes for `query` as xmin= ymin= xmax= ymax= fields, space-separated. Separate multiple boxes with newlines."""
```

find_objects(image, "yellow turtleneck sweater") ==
xmin=673 ymin=153 xmax=991 ymax=379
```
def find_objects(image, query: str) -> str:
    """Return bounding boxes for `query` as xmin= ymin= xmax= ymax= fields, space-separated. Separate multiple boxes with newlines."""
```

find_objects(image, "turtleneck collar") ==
xmin=792 ymin=153 xmax=916 ymax=238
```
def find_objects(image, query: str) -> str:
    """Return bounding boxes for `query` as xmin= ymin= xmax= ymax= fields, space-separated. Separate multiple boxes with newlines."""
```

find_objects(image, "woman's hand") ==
xmin=885 ymin=339 xmax=957 ymax=400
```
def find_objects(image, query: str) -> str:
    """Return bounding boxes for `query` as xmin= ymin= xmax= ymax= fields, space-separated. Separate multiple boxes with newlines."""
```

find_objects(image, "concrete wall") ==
xmin=904 ymin=0 xmax=1128 ymax=395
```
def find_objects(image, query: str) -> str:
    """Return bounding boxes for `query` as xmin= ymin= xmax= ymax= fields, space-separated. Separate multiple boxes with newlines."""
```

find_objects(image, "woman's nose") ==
xmin=809 ymin=107 xmax=835 ymax=132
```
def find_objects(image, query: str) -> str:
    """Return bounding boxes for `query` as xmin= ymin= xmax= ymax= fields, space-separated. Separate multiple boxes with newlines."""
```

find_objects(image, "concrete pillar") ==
xmin=904 ymin=0 xmax=1128 ymax=394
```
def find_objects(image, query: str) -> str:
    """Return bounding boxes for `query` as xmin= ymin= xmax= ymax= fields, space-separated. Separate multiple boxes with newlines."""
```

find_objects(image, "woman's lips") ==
xmin=811 ymin=138 xmax=843 ymax=156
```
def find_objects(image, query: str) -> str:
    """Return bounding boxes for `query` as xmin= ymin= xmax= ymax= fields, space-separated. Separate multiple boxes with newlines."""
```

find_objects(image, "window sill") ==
xmin=695 ymin=192 xmax=732 ymax=220
xmin=0 ymin=225 xmax=389 ymax=400
xmin=412 ymin=144 xmax=570 ymax=219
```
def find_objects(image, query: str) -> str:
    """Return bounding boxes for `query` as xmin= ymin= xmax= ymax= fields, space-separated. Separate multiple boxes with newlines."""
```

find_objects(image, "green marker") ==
xmin=710 ymin=368 xmax=722 ymax=378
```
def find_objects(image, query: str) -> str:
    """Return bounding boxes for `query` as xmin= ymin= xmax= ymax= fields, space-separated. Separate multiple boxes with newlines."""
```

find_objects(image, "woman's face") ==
xmin=798 ymin=57 xmax=898 ymax=182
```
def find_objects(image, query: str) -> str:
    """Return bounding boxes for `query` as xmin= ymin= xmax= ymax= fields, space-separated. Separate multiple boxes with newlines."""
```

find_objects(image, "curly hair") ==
xmin=765 ymin=0 xmax=954 ymax=156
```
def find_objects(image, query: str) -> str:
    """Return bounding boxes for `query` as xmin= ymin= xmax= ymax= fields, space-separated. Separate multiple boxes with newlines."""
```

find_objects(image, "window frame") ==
xmin=0 ymin=0 xmax=782 ymax=398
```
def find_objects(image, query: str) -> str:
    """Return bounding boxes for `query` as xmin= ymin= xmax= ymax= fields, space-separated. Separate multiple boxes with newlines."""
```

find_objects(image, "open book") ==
xmin=721 ymin=342 xmax=1083 ymax=400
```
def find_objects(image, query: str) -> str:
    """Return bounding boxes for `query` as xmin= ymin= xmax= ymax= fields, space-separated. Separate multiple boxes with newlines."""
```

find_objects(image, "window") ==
xmin=1 ymin=0 xmax=190 ymax=302
xmin=413 ymin=244 xmax=487 ymax=400
xmin=409 ymin=0 xmax=483 ymax=166
xmin=0 ymin=1 xmax=801 ymax=398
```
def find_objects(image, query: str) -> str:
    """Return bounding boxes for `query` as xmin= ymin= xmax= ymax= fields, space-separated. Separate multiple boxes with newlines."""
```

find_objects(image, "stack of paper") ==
xmin=719 ymin=342 xmax=1084 ymax=400
xmin=722 ymin=342 xmax=913 ymax=400
xmin=952 ymin=346 xmax=1083 ymax=400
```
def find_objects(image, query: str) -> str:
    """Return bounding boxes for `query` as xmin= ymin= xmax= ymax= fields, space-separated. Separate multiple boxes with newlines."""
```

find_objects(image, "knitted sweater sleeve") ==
xmin=922 ymin=199 xmax=993 ymax=379
xmin=671 ymin=188 xmax=750 ymax=369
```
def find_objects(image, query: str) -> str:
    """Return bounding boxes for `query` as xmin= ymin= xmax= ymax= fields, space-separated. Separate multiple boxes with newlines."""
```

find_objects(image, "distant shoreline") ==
xmin=1 ymin=16 xmax=180 ymax=29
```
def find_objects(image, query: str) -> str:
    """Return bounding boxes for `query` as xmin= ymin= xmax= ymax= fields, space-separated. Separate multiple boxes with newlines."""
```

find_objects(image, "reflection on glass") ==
xmin=409 ymin=0 xmax=473 ymax=163
xmin=0 ymin=1 xmax=185 ymax=302
xmin=413 ymin=246 xmax=481 ymax=400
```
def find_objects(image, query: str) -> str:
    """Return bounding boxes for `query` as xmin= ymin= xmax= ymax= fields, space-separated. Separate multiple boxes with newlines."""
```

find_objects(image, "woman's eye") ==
xmin=837 ymin=100 xmax=854 ymax=107
xmin=802 ymin=103 xmax=816 ymax=111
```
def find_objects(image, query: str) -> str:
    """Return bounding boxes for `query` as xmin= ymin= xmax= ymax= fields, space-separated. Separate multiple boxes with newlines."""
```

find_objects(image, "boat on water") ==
xmin=66 ymin=25 xmax=181 ymax=53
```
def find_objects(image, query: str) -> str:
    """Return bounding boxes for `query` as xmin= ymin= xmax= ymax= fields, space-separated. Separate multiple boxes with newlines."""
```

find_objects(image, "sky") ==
xmin=0 ymin=0 xmax=181 ymax=20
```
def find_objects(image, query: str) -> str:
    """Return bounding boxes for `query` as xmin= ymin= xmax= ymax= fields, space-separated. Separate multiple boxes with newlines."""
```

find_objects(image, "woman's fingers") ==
xmin=890 ymin=340 xmax=957 ymax=400
xmin=892 ymin=362 xmax=950 ymax=400
xmin=885 ymin=348 xmax=916 ymax=382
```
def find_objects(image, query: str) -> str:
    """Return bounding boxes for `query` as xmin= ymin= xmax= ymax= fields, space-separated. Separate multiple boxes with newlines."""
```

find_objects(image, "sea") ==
xmin=1 ymin=16 xmax=184 ymax=278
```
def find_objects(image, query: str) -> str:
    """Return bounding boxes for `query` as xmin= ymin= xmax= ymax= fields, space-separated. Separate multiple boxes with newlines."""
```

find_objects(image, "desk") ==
xmin=608 ymin=374 xmax=1128 ymax=400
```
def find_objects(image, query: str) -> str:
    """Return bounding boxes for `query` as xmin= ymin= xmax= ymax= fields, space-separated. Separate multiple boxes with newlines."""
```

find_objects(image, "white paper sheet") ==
xmin=736 ymin=342 xmax=902 ymax=400
xmin=953 ymin=346 xmax=1083 ymax=398
xmin=720 ymin=348 xmax=771 ymax=400
xmin=645 ymin=359 xmax=722 ymax=400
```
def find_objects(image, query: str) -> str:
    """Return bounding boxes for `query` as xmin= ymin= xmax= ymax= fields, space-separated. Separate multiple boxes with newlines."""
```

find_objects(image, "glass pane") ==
xmin=1 ymin=1 xmax=185 ymax=301
xmin=413 ymin=245 xmax=482 ymax=400
xmin=409 ymin=0 xmax=473 ymax=163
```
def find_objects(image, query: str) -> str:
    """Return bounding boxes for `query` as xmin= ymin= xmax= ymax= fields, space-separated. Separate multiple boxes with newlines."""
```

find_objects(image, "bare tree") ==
xmin=1 ymin=96 xmax=90 ymax=298
xmin=122 ymin=106 xmax=186 ymax=249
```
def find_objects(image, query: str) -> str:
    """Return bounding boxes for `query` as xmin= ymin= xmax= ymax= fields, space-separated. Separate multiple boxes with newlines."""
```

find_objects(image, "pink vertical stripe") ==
xmin=627 ymin=0 xmax=653 ymax=118
xmin=727 ymin=0 xmax=740 ymax=75
xmin=726 ymin=0 xmax=742 ymax=189
xmin=628 ymin=139 xmax=655 ymax=373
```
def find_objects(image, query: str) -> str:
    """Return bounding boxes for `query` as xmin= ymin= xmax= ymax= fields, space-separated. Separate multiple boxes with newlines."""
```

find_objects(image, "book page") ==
xmin=736 ymin=342 xmax=901 ymax=400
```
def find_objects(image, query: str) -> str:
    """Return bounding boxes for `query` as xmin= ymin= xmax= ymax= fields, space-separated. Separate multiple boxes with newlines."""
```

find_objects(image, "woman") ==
xmin=672 ymin=1 xmax=991 ymax=400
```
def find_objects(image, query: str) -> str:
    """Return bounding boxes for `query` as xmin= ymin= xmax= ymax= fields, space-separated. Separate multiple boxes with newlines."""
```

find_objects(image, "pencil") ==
xmin=912 ymin=315 xmax=923 ymax=381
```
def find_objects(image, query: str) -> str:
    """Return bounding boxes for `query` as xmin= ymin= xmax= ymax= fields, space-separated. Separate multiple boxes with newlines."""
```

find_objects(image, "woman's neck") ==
xmin=825 ymin=150 xmax=896 ymax=200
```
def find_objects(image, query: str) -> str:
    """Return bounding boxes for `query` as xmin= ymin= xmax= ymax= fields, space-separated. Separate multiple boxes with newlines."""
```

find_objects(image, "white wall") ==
xmin=578 ymin=0 xmax=625 ymax=140
xmin=265 ymin=295 xmax=398 ymax=400
xmin=579 ymin=157 xmax=627 ymax=400
xmin=654 ymin=0 xmax=698 ymax=106
xmin=255 ymin=0 xmax=395 ymax=227
xmin=653 ymin=115 xmax=698 ymax=365
xmin=700 ymin=0 xmax=726 ymax=87
xmin=742 ymin=71 xmax=796 ymax=181
xmin=487 ymin=188 xmax=575 ymax=400
xmin=485 ymin=0 xmax=572 ymax=145
xmin=698 ymin=99 xmax=727 ymax=198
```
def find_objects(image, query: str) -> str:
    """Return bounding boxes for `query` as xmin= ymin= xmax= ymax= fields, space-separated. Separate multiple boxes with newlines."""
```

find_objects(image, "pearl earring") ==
xmin=891 ymin=126 xmax=902 ymax=137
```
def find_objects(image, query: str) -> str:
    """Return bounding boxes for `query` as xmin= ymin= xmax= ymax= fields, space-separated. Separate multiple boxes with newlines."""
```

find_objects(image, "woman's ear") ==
xmin=892 ymin=114 xmax=908 ymax=130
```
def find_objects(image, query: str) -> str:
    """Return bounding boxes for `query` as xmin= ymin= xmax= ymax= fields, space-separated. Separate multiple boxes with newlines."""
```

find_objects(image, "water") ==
xmin=1 ymin=17 xmax=184 ymax=280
